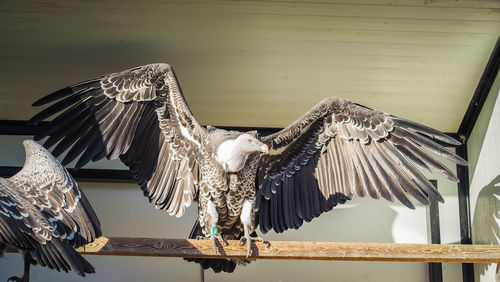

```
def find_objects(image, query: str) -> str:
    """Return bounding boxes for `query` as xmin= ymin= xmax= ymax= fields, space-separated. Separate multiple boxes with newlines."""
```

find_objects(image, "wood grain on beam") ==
xmin=9 ymin=237 xmax=500 ymax=263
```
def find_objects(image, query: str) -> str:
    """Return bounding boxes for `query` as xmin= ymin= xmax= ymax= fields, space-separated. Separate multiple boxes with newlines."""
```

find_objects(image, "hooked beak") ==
xmin=259 ymin=144 xmax=269 ymax=154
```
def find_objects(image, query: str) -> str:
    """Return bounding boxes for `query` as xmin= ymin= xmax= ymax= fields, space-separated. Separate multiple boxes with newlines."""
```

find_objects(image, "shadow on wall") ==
xmin=472 ymin=175 xmax=500 ymax=281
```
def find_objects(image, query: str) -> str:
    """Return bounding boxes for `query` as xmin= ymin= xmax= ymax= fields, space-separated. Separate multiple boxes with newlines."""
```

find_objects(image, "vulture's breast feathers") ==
xmin=214 ymin=133 xmax=269 ymax=172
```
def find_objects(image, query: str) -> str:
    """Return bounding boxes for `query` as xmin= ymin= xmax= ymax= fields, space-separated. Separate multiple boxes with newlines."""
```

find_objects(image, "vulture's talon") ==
xmin=239 ymin=235 xmax=265 ymax=257
xmin=238 ymin=236 xmax=246 ymax=246
xmin=210 ymin=235 xmax=226 ymax=253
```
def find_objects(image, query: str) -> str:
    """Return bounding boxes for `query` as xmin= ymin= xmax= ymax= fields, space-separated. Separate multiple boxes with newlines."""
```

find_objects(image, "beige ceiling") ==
xmin=0 ymin=0 xmax=499 ymax=132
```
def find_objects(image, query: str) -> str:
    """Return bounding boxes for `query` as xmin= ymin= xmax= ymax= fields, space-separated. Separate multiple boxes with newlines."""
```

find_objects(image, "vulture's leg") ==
xmin=8 ymin=251 xmax=31 ymax=282
xmin=238 ymin=199 xmax=264 ymax=257
xmin=206 ymin=199 xmax=225 ymax=253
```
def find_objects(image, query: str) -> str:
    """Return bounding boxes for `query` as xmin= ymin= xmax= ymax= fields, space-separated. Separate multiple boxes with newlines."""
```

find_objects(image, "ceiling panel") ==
xmin=0 ymin=0 xmax=499 ymax=132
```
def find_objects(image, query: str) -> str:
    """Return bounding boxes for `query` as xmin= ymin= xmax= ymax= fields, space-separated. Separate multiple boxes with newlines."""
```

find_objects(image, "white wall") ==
xmin=468 ymin=73 xmax=500 ymax=282
xmin=0 ymin=134 xmax=463 ymax=282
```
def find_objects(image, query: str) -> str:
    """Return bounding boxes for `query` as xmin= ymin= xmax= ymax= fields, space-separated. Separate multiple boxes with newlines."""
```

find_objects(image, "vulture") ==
xmin=29 ymin=63 xmax=467 ymax=273
xmin=0 ymin=140 xmax=101 ymax=281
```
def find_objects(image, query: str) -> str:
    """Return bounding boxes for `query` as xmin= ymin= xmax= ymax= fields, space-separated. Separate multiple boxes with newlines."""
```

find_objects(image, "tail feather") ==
xmin=30 ymin=239 xmax=95 ymax=276
xmin=183 ymin=220 xmax=239 ymax=273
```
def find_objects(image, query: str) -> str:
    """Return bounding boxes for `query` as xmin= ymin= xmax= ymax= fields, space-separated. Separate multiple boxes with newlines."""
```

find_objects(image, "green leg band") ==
xmin=211 ymin=226 xmax=218 ymax=236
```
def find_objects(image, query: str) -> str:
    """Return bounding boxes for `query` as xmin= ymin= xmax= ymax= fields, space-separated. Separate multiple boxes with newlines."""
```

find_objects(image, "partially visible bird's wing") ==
xmin=0 ymin=179 xmax=39 ymax=251
xmin=0 ymin=140 xmax=100 ymax=275
xmin=256 ymin=96 xmax=467 ymax=234
xmin=8 ymin=140 xmax=101 ymax=247
xmin=29 ymin=63 xmax=204 ymax=217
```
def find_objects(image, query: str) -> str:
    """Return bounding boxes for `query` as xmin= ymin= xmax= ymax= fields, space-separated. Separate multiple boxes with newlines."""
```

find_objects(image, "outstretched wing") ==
xmin=257 ymin=96 xmax=467 ymax=234
xmin=29 ymin=63 xmax=204 ymax=217
xmin=0 ymin=140 xmax=100 ymax=275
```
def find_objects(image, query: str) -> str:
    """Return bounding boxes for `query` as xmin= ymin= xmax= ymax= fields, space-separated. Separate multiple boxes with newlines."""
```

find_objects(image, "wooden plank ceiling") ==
xmin=0 ymin=0 xmax=499 ymax=132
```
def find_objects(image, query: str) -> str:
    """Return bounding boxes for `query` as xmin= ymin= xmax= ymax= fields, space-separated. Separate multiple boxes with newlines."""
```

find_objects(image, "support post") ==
xmin=428 ymin=180 xmax=443 ymax=282
xmin=456 ymin=144 xmax=474 ymax=282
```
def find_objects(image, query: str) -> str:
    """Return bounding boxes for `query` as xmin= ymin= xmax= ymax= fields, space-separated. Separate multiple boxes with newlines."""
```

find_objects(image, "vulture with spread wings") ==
xmin=29 ymin=63 xmax=467 ymax=273
xmin=0 ymin=140 xmax=101 ymax=281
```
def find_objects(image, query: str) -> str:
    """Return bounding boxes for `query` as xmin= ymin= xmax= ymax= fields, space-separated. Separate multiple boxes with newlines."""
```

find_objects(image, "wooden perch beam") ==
xmin=71 ymin=237 xmax=500 ymax=263
xmin=7 ymin=237 xmax=500 ymax=263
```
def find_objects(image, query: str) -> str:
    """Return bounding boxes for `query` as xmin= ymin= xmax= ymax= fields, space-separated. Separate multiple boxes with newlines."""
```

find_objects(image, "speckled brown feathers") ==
xmin=0 ymin=140 xmax=101 ymax=278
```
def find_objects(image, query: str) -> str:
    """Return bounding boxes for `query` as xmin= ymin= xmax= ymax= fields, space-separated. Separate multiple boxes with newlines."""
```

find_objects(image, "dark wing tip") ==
xmin=454 ymin=156 xmax=469 ymax=167
xmin=26 ymin=117 xmax=38 ymax=126
xmin=406 ymin=201 xmax=416 ymax=210
xmin=392 ymin=117 xmax=463 ymax=146
xmin=446 ymin=136 xmax=463 ymax=146
xmin=32 ymin=98 xmax=47 ymax=107
xmin=32 ymin=87 xmax=71 ymax=106
xmin=32 ymin=78 xmax=101 ymax=107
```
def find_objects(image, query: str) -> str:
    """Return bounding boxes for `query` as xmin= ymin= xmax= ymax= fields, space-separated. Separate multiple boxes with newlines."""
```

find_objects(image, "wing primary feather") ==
xmin=299 ymin=167 xmax=312 ymax=221
xmin=325 ymin=145 xmax=339 ymax=200
xmin=286 ymin=175 xmax=299 ymax=229
xmin=259 ymin=200 xmax=271 ymax=233
xmin=75 ymin=138 xmax=106 ymax=169
xmin=308 ymin=162 xmax=322 ymax=217
xmin=28 ymin=91 xmax=89 ymax=126
xmin=369 ymin=141 xmax=415 ymax=208
xmin=275 ymin=180 xmax=286 ymax=232
xmin=352 ymin=142 xmax=381 ymax=199
xmin=92 ymin=147 xmax=108 ymax=162
xmin=390 ymin=133 xmax=460 ymax=182
xmin=32 ymin=79 xmax=100 ymax=106
xmin=262 ymin=179 xmax=272 ymax=200
xmin=358 ymin=143 xmax=394 ymax=202
xmin=375 ymin=141 xmax=430 ymax=205
xmin=270 ymin=189 xmax=280 ymax=233
xmin=343 ymin=140 xmax=369 ymax=198
xmin=394 ymin=144 xmax=432 ymax=173
xmin=61 ymin=124 xmax=101 ymax=166
xmin=337 ymin=139 xmax=355 ymax=200
xmin=393 ymin=128 xmax=467 ymax=166
xmin=331 ymin=138 xmax=348 ymax=198
xmin=44 ymin=110 xmax=93 ymax=150
xmin=34 ymin=101 xmax=89 ymax=141
xmin=381 ymin=141 xmax=444 ymax=203
xmin=292 ymin=174 xmax=304 ymax=227
xmin=315 ymin=154 xmax=330 ymax=203
xmin=337 ymin=138 xmax=355 ymax=198
xmin=281 ymin=176 xmax=292 ymax=229
xmin=106 ymin=102 xmax=139 ymax=159
xmin=50 ymin=115 xmax=95 ymax=157
xmin=392 ymin=117 xmax=462 ymax=146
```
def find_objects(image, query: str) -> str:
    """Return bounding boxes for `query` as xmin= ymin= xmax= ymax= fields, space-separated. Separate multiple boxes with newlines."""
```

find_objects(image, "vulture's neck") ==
xmin=215 ymin=139 xmax=250 ymax=173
